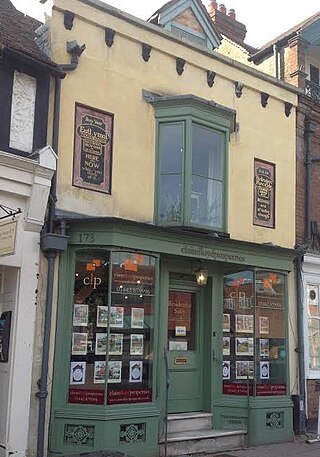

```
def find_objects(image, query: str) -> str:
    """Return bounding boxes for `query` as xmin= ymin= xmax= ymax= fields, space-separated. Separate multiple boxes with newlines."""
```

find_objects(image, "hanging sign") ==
xmin=73 ymin=103 xmax=113 ymax=194
xmin=253 ymin=159 xmax=275 ymax=228
xmin=0 ymin=221 xmax=17 ymax=257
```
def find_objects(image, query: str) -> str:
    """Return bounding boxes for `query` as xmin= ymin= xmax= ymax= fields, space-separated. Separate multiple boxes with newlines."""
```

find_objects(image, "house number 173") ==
xmin=78 ymin=233 xmax=95 ymax=243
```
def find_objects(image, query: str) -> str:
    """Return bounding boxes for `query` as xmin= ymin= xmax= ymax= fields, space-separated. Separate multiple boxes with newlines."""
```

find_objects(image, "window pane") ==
xmin=307 ymin=285 xmax=320 ymax=317
xmin=159 ymin=123 xmax=183 ymax=174
xmin=310 ymin=64 xmax=320 ymax=85
xmin=68 ymin=252 xmax=109 ymax=405
xmin=308 ymin=318 xmax=320 ymax=371
xmin=192 ymin=124 xmax=223 ymax=179
xmin=159 ymin=174 xmax=182 ymax=223
xmin=256 ymin=272 xmax=286 ymax=396
xmin=168 ymin=291 xmax=196 ymax=351
xmin=108 ymin=252 xmax=156 ymax=405
xmin=190 ymin=175 xmax=222 ymax=228
xmin=223 ymin=271 xmax=254 ymax=396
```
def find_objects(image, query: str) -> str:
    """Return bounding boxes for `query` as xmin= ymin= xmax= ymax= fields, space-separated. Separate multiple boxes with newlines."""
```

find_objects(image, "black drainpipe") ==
xmin=36 ymin=40 xmax=86 ymax=457
xmin=305 ymin=119 xmax=317 ymax=243
xmin=295 ymin=249 xmax=306 ymax=432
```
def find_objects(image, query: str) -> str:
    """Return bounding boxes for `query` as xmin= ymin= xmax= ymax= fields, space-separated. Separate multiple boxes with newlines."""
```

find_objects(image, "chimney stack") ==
xmin=207 ymin=2 xmax=247 ymax=44
xmin=228 ymin=8 xmax=236 ymax=20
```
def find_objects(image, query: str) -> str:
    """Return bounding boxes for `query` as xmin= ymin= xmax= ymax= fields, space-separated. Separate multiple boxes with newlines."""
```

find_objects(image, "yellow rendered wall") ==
xmin=50 ymin=0 xmax=297 ymax=248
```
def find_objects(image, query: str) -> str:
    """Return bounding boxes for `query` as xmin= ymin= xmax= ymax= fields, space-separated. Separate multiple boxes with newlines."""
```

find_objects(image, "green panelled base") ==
xmin=49 ymin=413 xmax=160 ymax=457
xmin=213 ymin=397 xmax=293 ymax=446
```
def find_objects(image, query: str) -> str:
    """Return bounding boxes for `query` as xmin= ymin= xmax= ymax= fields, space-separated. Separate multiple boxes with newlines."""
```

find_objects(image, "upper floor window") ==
xmin=146 ymin=94 xmax=235 ymax=232
xmin=310 ymin=64 xmax=319 ymax=85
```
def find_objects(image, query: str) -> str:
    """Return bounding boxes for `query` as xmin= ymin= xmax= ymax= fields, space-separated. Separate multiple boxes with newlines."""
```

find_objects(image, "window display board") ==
xmin=68 ymin=251 xmax=156 ymax=406
xmin=222 ymin=270 xmax=286 ymax=396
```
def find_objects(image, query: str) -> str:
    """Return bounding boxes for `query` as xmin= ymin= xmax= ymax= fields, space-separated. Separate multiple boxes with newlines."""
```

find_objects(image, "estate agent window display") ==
xmin=68 ymin=250 xmax=157 ymax=406
xmin=222 ymin=270 xmax=287 ymax=396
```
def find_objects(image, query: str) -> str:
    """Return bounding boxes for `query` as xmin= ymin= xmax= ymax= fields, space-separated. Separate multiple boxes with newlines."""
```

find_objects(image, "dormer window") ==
xmin=148 ymin=0 xmax=221 ymax=51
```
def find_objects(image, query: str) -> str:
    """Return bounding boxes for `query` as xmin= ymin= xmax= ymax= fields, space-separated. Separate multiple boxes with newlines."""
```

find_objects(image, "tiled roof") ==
xmin=0 ymin=0 xmax=56 ymax=68
xmin=250 ymin=10 xmax=320 ymax=62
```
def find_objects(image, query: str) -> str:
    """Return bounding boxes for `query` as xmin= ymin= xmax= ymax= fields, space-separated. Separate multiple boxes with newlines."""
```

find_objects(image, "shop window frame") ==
xmin=222 ymin=268 xmax=289 ymax=397
xmin=54 ymin=247 xmax=160 ymax=410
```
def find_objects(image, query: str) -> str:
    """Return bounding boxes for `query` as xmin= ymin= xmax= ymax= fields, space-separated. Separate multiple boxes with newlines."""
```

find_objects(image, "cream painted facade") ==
xmin=50 ymin=0 xmax=297 ymax=248
xmin=35 ymin=2 xmax=301 ymax=455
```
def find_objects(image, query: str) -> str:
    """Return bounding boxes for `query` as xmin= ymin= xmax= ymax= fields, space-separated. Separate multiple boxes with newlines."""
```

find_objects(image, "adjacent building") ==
xmin=27 ymin=0 xmax=301 ymax=455
xmin=0 ymin=1 xmax=60 ymax=456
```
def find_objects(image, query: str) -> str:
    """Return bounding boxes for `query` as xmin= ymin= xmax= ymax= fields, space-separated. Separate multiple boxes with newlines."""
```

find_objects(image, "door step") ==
xmin=167 ymin=412 xmax=213 ymax=433
xmin=160 ymin=413 xmax=246 ymax=456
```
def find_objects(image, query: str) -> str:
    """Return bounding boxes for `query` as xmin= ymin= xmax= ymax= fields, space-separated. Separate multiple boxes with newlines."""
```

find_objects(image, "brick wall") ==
xmin=307 ymin=379 xmax=320 ymax=421
xmin=174 ymin=7 xmax=204 ymax=33
xmin=295 ymin=95 xmax=320 ymax=246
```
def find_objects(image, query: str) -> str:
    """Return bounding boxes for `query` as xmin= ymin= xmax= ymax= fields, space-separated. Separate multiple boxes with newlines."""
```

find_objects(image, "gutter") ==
xmin=36 ymin=40 xmax=85 ymax=457
xmin=248 ymin=32 xmax=296 ymax=64
xmin=0 ymin=45 xmax=66 ymax=78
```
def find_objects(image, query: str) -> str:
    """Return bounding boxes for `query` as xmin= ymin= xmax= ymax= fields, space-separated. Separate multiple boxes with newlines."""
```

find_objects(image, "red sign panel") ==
xmin=68 ymin=388 xmax=105 ymax=405
xmin=107 ymin=388 xmax=152 ymax=405
xmin=223 ymin=382 xmax=286 ymax=396
xmin=256 ymin=383 xmax=286 ymax=396
xmin=168 ymin=291 xmax=192 ymax=331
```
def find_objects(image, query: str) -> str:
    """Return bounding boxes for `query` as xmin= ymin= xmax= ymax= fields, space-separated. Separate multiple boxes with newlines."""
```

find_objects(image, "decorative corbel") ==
xmin=207 ymin=70 xmax=216 ymax=88
xmin=235 ymin=81 xmax=244 ymax=98
xmin=105 ymin=28 xmax=116 ymax=48
xmin=261 ymin=92 xmax=269 ymax=108
xmin=285 ymin=102 xmax=293 ymax=117
xmin=64 ymin=10 xmax=75 ymax=30
xmin=142 ymin=43 xmax=152 ymax=62
xmin=176 ymin=58 xmax=186 ymax=76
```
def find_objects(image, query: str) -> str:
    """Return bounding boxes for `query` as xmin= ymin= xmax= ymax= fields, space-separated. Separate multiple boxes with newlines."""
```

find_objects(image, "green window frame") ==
xmin=148 ymin=94 xmax=235 ymax=232
xmin=222 ymin=269 xmax=288 ymax=397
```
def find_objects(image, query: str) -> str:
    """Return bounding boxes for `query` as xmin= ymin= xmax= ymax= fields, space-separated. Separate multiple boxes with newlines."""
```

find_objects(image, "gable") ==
xmin=151 ymin=0 xmax=221 ymax=50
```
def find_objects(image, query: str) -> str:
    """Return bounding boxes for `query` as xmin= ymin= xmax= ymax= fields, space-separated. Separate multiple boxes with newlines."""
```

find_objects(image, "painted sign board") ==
xmin=73 ymin=103 xmax=113 ymax=194
xmin=253 ymin=159 xmax=275 ymax=228
xmin=0 ymin=221 xmax=17 ymax=257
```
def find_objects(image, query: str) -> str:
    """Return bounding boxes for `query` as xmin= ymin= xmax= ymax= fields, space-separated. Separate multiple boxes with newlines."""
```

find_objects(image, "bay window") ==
xmin=148 ymin=94 xmax=235 ymax=232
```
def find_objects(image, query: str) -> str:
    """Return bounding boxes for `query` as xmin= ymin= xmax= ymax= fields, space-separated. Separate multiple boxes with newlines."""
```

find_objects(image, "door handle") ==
xmin=212 ymin=349 xmax=215 ymax=361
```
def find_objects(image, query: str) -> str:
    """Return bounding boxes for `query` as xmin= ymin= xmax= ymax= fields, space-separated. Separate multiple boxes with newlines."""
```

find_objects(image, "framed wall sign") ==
xmin=253 ymin=159 xmax=275 ymax=228
xmin=73 ymin=103 xmax=113 ymax=193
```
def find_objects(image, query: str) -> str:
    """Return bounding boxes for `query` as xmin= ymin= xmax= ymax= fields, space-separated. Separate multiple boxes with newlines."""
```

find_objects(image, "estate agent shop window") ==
xmin=223 ymin=270 xmax=287 ymax=396
xmin=68 ymin=250 xmax=157 ymax=406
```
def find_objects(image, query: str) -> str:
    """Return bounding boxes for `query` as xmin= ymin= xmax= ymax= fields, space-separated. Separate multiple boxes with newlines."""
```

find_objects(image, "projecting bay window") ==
xmin=148 ymin=94 xmax=235 ymax=232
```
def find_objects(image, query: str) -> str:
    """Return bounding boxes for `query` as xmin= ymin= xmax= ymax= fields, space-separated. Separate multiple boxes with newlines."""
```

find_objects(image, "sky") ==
xmin=11 ymin=0 xmax=320 ymax=47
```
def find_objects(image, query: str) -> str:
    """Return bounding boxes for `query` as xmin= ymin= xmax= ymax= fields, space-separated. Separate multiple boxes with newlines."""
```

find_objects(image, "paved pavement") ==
xmin=217 ymin=435 xmax=320 ymax=457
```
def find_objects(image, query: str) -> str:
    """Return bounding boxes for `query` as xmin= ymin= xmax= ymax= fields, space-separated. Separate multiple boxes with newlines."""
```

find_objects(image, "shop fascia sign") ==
xmin=0 ymin=221 xmax=17 ymax=257
xmin=180 ymin=244 xmax=247 ymax=264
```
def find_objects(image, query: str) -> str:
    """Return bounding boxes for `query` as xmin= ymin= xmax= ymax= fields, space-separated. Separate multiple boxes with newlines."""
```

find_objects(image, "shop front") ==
xmin=49 ymin=218 xmax=295 ymax=456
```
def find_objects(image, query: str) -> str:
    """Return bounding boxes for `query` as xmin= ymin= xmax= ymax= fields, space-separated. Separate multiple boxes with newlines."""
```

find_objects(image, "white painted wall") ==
xmin=9 ymin=71 xmax=36 ymax=153
xmin=0 ymin=148 xmax=56 ymax=457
